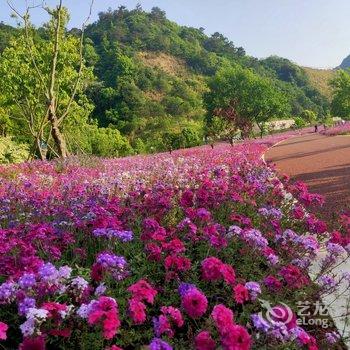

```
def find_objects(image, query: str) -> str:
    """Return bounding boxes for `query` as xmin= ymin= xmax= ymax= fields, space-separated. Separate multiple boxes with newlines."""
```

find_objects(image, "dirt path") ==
xmin=266 ymin=133 xmax=350 ymax=346
xmin=266 ymin=133 xmax=350 ymax=221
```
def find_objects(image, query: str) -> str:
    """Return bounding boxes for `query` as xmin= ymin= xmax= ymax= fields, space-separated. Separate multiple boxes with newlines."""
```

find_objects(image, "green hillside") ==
xmin=0 ymin=5 xmax=331 ymax=158
xmin=302 ymin=67 xmax=335 ymax=100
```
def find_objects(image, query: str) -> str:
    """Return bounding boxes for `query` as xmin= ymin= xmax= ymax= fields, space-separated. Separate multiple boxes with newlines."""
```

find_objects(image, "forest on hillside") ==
xmin=0 ymin=4 xmax=349 ymax=162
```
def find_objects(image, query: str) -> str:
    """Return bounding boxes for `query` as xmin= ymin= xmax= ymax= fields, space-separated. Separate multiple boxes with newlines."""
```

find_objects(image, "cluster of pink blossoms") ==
xmin=0 ymin=129 xmax=346 ymax=349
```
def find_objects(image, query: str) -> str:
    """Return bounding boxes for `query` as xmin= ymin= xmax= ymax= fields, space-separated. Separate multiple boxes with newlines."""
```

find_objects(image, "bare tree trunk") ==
xmin=48 ymin=107 xmax=68 ymax=158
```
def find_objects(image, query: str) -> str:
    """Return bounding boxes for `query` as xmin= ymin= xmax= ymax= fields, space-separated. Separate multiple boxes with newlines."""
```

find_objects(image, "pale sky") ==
xmin=1 ymin=0 xmax=349 ymax=68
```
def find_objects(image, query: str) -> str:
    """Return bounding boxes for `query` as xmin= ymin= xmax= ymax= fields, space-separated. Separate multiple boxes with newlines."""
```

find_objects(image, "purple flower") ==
xmin=38 ymin=262 xmax=59 ymax=283
xmin=318 ymin=275 xmax=336 ymax=289
xmin=149 ymin=338 xmax=173 ymax=350
xmin=96 ymin=252 xmax=129 ymax=281
xmin=18 ymin=273 xmax=36 ymax=289
xmin=326 ymin=243 xmax=345 ymax=256
xmin=0 ymin=282 xmax=17 ymax=303
xmin=114 ymin=230 xmax=134 ymax=242
xmin=20 ymin=317 xmax=36 ymax=337
xmin=58 ymin=266 xmax=72 ymax=279
xmin=95 ymin=283 xmax=106 ymax=297
xmin=96 ymin=252 xmax=126 ymax=268
xmin=251 ymin=313 xmax=270 ymax=332
xmin=325 ymin=331 xmax=340 ymax=344
xmin=18 ymin=297 xmax=36 ymax=316
xmin=70 ymin=277 xmax=89 ymax=295
xmin=269 ymin=321 xmax=290 ymax=341
xmin=267 ymin=253 xmax=279 ymax=266
xmin=93 ymin=228 xmax=133 ymax=242
xmin=244 ymin=229 xmax=268 ymax=249
xmin=178 ymin=282 xmax=196 ymax=297
xmin=291 ymin=258 xmax=311 ymax=269
xmin=245 ymin=281 xmax=261 ymax=300
xmin=227 ymin=225 xmax=242 ymax=238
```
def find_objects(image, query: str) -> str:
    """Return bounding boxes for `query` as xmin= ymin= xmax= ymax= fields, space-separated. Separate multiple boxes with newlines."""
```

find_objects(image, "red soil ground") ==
xmin=266 ymin=133 xmax=350 ymax=222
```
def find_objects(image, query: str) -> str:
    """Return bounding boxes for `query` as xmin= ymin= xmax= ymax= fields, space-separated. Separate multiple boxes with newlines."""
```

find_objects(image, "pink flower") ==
xmin=162 ymin=239 xmax=185 ymax=255
xmin=160 ymin=306 xmax=184 ymax=327
xmin=153 ymin=315 xmax=173 ymax=338
xmin=0 ymin=322 xmax=8 ymax=340
xmin=88 ymin=296 xmax=121 ymax=339
xmin=128 ymin=299 xmax=147 ymax=325
xmin=180 ymin=189 xmax=194 ymax=207
xmin=19 ymin=336 xmax=46 ymax=350
xmin=263 ymin=275 xmax=282 ymax=291
xmin=42 ymin=302 xmax=67 ymax=320
xmin=194 ymin=331 xmax=216 ymax=350
xmin=145 ymin=243 xmax=162 ymax=262
xmin=280 ymin=265 xmax=308 ymax=288
xmin=211 ymin=304 xmax=234 ymax=334
xmin=201 ymin=257 xmax=223 ymax=281
xmin=108 ymin=346 xmax=123 ymax=350
xmin=220 ymin=264 xmax=236 ymax=286
xmin=220 ymin=324 xmax=252 ymax=350
xmin=234 ymin=284 xmax=249 ymax=304
xmin=128 ymin=279 xmax=158 ymax=304
xmin=292 ymin=205 xmax=304 ymax=219
xmin=181 ymin=288 xmax=208 ymax=319
xmin=164 ymin=255 xmax=191 ymax=273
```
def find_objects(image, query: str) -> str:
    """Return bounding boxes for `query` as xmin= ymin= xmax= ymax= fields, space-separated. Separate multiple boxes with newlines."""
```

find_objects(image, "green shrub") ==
xmin=0 ymin=137 xmax=29 ymax=164
xmin=293 ymin=116 xmax=306 ymax=129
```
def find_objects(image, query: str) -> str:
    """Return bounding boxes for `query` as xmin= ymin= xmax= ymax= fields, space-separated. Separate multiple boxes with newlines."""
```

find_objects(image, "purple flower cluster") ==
xmin=96 ymin=252 xmax=129 ymax=281
xmin=93 ymin=228 xmax=134 ymax=242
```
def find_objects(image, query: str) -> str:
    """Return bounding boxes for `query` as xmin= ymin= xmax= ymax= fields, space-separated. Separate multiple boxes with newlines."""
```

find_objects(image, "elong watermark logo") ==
xmin=258 ymin=299 xmax=330 ymax=329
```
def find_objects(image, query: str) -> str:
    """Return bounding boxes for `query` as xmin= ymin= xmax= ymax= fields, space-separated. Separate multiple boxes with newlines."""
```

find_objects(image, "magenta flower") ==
xmin=181 ymin=287 xmax=208 ymax=319
xmin=194 ymin=331 xmax=216 ymax=350
xmin=0 ymin=322 xmax=8 ymax=340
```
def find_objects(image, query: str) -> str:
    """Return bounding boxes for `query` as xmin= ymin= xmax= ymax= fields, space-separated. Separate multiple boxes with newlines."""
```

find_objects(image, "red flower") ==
xmin=263 ymin=275 xmax=282 ymax=291
xmin=128 ymin=299 xmax=147 ymax=325
xmin=220 ymin=264 xmax=236 ymax=286
xmin=19 ymin=336 xmax=46 ymax=350
xmin=160 ymin=306 xmax=184 ymax=328
xmin=42 ymin=302 xmax=67 ymax=320
xmin=194 ymin=331 xmax=216 ymax=350
xmin=181 ymin=288 xmax=208 ymax=319
xmin=221 ymin=324 xmax=252 ymax=350
xmin=91 ymin=262 xmax=105 ymax=282
xmin=162 ymin=239 xmax=185 ymax=255
xmin=88 ymin=296 xmax=121 ymax=340
xmin=234 ymin=284 xmax=249 ymax=304
xmin=128 ymin=279 xmax=158 ymax=304
xmin=280 ymin=265 xmax=308 ymax=288
xmin=164 ymin=255 xmax=191 ymax=273
xmin=180 ymin=189 xmax=194 ymax=207
xmin=211 ymin=304 xmax=234 ymax=334
xmin=201 ymin=257 xmax=223 ymax=282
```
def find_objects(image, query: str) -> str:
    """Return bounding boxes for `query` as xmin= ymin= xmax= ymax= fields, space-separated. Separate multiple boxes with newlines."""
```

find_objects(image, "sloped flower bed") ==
xmin=0 ymin=133 xmax=348 ymax=349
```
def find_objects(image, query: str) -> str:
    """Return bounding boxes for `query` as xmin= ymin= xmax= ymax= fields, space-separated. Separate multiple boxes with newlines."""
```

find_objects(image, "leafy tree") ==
xmin=300 ymin=109 xmax=317 ymax=124
xmin=0 ymin=137 xmax=29 ymax=164
xmin=330 ymin=69 xmax=350 ymax=119
xmin=205 ymin=64 xmax=290 ymax=138
xmin=0 ymin=1 xmax=94 ymax=159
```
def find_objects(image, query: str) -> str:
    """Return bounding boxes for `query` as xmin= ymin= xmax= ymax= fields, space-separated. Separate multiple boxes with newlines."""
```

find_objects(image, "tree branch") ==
xmin=58 ymin=0 xmax=94 ymax=124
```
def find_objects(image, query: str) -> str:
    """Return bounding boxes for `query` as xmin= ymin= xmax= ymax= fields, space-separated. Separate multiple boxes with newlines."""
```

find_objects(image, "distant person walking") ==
xmin=314 ymin=124 xmax=318 ymax=133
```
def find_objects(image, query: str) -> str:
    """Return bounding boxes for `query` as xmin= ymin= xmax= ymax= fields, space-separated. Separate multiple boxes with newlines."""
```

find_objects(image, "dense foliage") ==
xmin=0 ymin=5 xmax=332 ymax=160
xmin=330 ymin=69 xmax=350 ymax=120
xmin=0 ymin=130 xmax=347 ymax=349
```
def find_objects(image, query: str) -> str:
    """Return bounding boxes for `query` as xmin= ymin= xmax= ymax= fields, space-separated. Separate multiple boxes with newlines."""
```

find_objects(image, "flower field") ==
xmin=322 ymin=122 xmax=350 ymax=136
xmin=0 ymin=130 xmax=349 ymax=350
